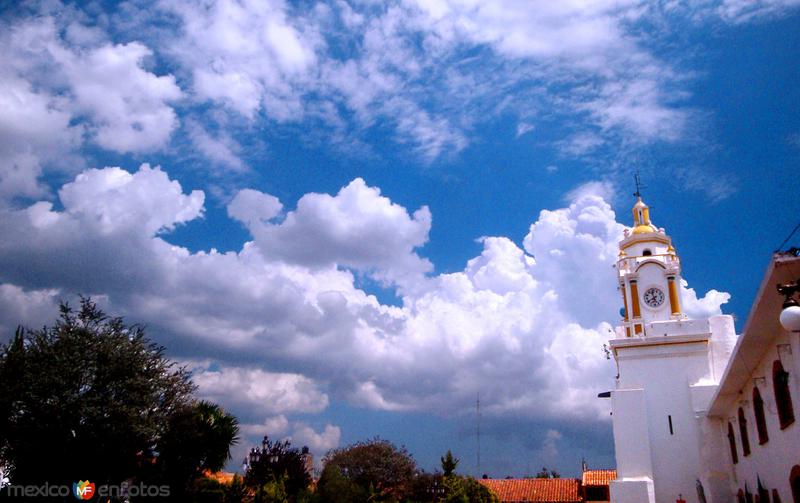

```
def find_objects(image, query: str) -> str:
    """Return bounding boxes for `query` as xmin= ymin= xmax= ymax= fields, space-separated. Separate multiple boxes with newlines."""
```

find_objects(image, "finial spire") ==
xmin=633 ymin=170 xmax=646 ymax=199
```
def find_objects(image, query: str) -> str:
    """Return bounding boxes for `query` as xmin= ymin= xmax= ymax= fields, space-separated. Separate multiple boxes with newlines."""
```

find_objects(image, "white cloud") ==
xmin=715 ymin=0 xmax=800 ymax=23
xmin=0 ymin=285 xmax=61 ymax=341
xmin=516 ymin=122 xmax=535 ymax=138
xmin=0 ymin=13 xmax=182 ymax=202
xmin=186 ymin=121 xmax=248 ymax=173
xmin=680 ymin=280 xmax=731 ymax=319
xmin=228 ymin=189 xmax=283 ymax=227
xmin=240 ymin=415 xmax=290 ymax=438
xmin=58 ymin=164 xmax=204 ymax=236
xmin=537 ymin=429 xmax=562 ymax=463
xmin=243 ymin=178 xmax=433 ymax=290
xmin=291 ymin=423 xmax=342 ymax=454
xmin=0 ymin=168 xmax=730 ymax=429
xmin=0 ymin=64 xmax=81 ymax=200
xmin=162 ymin=0 xmax=317 ymax=119
xmin=192 ymin=363 xmax=330 ymax=417
xmin=59 ymin=42 xmax=182 ymax=153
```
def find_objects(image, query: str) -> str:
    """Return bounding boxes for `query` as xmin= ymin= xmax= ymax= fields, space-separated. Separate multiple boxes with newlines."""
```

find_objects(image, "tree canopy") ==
xmin=244 ymin=435 xmax=312 ymax=500
xmin=318 ymin=438 xmax=417 ymax=502
xmin=0 ymin=298 xmax=238 ymax=500
xmin=440 ymin=450 xmax=459 ymax=477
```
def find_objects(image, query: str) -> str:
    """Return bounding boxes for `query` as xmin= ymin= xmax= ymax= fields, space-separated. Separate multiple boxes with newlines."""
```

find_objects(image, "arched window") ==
xmin=643 ymin=249 xmax=652 ymax=256
xmin=773 ymin=360 xmax=795 ymax=429
xmin=728 ymin=422 xmax=739 ymax=464
xmin=739 ymin=407 xmax=751 ymax=456
xmin=754 ymin=386 xmax=769 ymax=444
xmin=790 ymin=465 xmax=800 ymax=503
xmin=771 ymin=489 xmax=781 ymax=503
xmin=738 ymin=489 xmax=746 ymax=503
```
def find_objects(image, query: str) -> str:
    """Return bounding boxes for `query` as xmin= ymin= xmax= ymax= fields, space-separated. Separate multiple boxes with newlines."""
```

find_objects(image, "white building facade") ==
xmin=705 ymin=253 xmax=800 ymax=502
xmin=607 ymin=197 xmax=800 ymax=503
xmin=608 ymin=196 xmax=738 ymax=503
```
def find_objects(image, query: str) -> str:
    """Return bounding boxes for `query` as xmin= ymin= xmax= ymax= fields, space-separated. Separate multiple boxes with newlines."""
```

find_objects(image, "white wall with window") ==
xmin=707 ymin=253 xmax=800 ymax=503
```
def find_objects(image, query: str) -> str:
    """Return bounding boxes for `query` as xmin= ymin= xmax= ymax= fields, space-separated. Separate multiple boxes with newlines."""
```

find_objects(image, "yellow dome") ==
xmin=632 ymin=224 xmax=657 ymax=234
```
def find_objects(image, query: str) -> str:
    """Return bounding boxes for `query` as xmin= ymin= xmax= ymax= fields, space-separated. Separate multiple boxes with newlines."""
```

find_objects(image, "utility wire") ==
xmin=776 ymin=220 xmax=800 ymax=252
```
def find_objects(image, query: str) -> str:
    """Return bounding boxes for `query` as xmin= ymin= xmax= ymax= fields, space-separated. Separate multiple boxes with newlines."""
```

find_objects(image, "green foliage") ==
xmin=225 ymin=475 xmax=249 ymax=503
xmin=534 ymin=466 xmax=561 ymax=478
xmin=440 ymin=450 xmax=459 ymax=477
xmin=245 ymin=436 xmax=311 ymax=499
xmin=319 ymin=438 xmax=417 ymax=502
xmin=156 ymin=401 xmax=239 ymax=497
xmin=317 ymin=463 xmax=365 ymax=503
xmin=255 ymin=474 xmax=289 ymax=503
xmin=409 ymin=473 xmax=498 ymax=503
xmin=444 ymin=476 xmax=498 ymax=503
xmin=0 ymin=298 xmax=238 ymax=500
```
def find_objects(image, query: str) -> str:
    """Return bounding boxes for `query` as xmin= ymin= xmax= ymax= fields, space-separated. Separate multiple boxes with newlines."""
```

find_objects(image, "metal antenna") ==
xmin=477 ymin=392 xmax=481 ymax=473
xmin=633 ymin=170 xmax=646 ymax=199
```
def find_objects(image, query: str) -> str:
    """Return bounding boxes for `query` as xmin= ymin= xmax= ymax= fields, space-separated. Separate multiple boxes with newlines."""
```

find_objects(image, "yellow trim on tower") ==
xmin=668 ymin=276 xmax=681 ymax=316
xmin=629 ymin=281 xmax=641 ymax=319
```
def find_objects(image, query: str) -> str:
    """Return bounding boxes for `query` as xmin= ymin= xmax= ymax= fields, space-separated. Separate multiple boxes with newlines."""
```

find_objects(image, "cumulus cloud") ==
xmin=161 ymin=0 xmax=317 ymax=119
xmin=291 ymin=423 xmax=342 ymax=454
xmin=242 ymin=179 xmax=433 ymax=290
xmin=0 ymin=13 xmax=182 ymax=202
xmin=0 ymin=72 xmax=81 ymax=200
xmin=0 ymin=285 xmax=61 ymax=340
xmin=240 ymin=415 xmax=290 ymax=438
xmin=228 ymin=189 xmax=283 ymax=226
xmin=191 ymin=363 xmax=330 ymax=417
xmin=0 ymin=168 xmax=731 ymax=434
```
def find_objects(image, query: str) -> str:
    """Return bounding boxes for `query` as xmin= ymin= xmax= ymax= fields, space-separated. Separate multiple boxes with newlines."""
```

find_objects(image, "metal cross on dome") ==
xmin=633 ymin=170 xmax=646 ymax=199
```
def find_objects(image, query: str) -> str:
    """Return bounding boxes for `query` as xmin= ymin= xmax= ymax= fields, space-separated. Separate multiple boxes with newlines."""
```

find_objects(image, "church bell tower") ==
xmin=617 ymin=196 xmax=685 ymax=338
xmin=608 ymin=189 xmax=737 ymax=503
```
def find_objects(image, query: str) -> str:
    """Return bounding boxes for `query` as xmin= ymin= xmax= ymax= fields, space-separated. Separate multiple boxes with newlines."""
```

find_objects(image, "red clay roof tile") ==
xmin=478 ymin=478 xmax=582 ymax=502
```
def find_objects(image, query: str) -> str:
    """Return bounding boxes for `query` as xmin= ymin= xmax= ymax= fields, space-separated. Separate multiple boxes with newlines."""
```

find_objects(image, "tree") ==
xmin=534 ymin=467 xmax=561 ymax=478
xmin=244 ymin=436 xmax=311 ymax=499
xmin=0 ymin=298 xmax=238 ymax=499
xmin=442 ymin=475 xmax=498 ymax=503
xmin=155 ymin=401 xmax=240 ymax=498
xmin=440 ymin=450 xmax=459 ymax=477
xmin=319 ymin=438 xmax=417 ymax=502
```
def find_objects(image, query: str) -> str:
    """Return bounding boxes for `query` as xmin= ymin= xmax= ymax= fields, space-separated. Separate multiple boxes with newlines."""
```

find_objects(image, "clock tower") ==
xmin=608 ymin=194 xmax=737 ymax=503
xmin=617 ymin=196 xmax=685 ymax=337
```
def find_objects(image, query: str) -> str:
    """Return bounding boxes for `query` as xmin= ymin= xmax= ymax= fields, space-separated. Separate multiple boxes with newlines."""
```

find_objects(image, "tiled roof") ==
xmin=478 ymin=478 xmax=582 ymax=502
xmin=203 ymin=471 xmax=236 ymax=485
xmin=581 ymin=469 xmax=617 ymax=486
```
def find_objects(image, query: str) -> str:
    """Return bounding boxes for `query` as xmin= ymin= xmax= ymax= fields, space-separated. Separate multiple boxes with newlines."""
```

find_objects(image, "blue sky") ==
xmin=1 ymin=0 xmax=799 ymax=478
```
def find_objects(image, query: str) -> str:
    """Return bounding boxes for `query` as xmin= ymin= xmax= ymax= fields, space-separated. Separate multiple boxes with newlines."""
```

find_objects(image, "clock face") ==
xmin=643 ymin=287 xmax=665 ymax=308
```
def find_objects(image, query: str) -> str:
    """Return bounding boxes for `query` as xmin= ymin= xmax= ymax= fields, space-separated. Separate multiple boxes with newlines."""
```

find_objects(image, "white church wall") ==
xmin=708 ymin=315 xmax=737 ymax=382
xmin=718 ymin=329 xmax=800 ymax=501
xmin=612 ymin=337 xmax=718 ymax=503
xmin=612 ymin=388 xmax=653 ymax=479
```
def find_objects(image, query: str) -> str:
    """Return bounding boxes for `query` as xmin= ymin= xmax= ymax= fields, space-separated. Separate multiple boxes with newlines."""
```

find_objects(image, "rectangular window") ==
xmin=668 ymin=415 xmax=674 ymax=435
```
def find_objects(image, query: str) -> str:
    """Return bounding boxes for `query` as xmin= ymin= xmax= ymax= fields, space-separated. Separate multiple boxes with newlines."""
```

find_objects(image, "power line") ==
xmin=776 ymin=220 xmax=800 ymax=252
